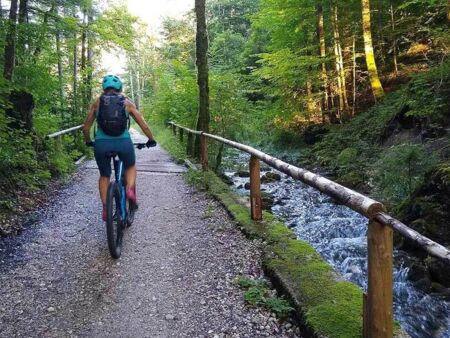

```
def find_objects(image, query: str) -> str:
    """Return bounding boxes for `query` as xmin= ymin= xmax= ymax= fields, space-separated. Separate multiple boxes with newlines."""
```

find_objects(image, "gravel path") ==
xmin=0 ymin=143 xmax=300 ymax=338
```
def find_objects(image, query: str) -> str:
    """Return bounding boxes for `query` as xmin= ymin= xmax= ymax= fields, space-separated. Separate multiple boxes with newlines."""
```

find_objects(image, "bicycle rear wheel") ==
xmin=106 ymin=181 xmax=124 ymax=259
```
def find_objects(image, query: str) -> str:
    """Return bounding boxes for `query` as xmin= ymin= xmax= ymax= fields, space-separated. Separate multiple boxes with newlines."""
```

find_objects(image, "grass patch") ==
xmin=236 ymin=276 xmax=294 ymax=319
xmin=150 ymin=122 xmax=189 ymax=163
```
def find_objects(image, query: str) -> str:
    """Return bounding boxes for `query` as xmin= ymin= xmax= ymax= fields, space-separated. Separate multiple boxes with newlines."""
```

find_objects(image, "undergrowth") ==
xmin=311 ymin=60 xmax=450 ymax=205
xmin=236 ymin=276 xmax=294 ymax=319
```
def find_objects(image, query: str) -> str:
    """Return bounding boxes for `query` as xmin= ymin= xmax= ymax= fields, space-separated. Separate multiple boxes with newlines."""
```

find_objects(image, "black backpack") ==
xmin=97 ymin=94 xmax=128 ymax=136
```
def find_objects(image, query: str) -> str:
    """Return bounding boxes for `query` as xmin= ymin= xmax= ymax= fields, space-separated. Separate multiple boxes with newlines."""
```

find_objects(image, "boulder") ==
xmin=261 ymin=172 xmax=281 ymax=184
xmin=235 ymin=170 xmax=250 ymax=178
xmin=261 ymin=192 xmax=274 ymax=211
xmin=219 ymin=174 xmax=234 ymax=186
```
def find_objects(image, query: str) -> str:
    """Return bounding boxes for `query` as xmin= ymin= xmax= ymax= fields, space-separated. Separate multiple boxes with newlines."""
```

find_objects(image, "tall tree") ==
xmin=331 ymin=1 xmax=349 ymax=119
xmin=361 ymin=0 xmax=384 ymax=100
xmin=195 ymin=0 xmax=210 ymax=151
xmin=316 ymin=1 xmax=330 ymax=121
xmin=3 ymin=0 xmax=18 ymax=80
xmin=86 ymin=13 xmax=93 ymax=106
xmin=18 ymin=0 xmax=27 ymax=23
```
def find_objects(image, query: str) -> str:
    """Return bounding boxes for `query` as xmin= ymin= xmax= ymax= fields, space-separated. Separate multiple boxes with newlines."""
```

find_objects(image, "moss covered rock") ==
xmin=397 ymin=165 xmax=450 ymax=287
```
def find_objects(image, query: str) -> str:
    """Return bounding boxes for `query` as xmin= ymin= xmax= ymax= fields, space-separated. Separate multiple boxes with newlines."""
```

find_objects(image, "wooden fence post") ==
xmin=363 ymin=293 xmax=369 ymax=338
xmin=250 ymin=156 xmax=262 ymax=221
xmin=366 ymin=219 xmax=393 ymax=338
xmin=200 ymin=134 xmax=208 ymax=171
xmin=179 ymin=128 xmax=184 ymax=142
xmin=172 ymin=124 xmax=177 ymax=136
xmin=187 ymin=132 xmax=194 ymax=156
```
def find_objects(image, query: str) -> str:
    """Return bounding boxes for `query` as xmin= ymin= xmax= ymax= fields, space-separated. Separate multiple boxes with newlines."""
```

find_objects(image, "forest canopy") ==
xmin=1 ymin=0 xmax=449 ymax=241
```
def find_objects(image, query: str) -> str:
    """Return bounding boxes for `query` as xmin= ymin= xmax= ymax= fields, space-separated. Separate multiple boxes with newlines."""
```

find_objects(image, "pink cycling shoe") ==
xmin=126 ymin=187 xmax=138 ymax=210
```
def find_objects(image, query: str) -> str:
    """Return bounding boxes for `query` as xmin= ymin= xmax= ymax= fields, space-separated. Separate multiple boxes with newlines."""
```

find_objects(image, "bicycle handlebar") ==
xmin=86 ymin=141 xmax=156 ymax=149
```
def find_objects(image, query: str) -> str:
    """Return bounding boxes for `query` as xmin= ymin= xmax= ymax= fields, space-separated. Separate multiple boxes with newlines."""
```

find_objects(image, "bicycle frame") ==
xmin=112 ymin=157 xmax=127 ymax=221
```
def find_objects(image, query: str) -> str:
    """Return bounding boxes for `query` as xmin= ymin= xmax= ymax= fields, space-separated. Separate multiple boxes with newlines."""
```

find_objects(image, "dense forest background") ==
xmin=0 ymin=0 xmax=449 ymax=287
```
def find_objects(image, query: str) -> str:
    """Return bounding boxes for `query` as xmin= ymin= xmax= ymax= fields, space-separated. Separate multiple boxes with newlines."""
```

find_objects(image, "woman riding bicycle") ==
xmin=82 ymin=74 xmax=156 ymax=221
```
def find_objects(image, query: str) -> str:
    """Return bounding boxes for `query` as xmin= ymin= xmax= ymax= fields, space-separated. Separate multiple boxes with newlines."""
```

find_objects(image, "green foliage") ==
xmin=0 ymin=1 xmax=143 ymax=223
xmin=236 ymin=276 xmax=294 ymax=318
xmin=337 ymin=148 xmax=358 ymax=167
xmin=312 ymin=60 xmax=450 ymax=201
xmin=92 ymin=5 xmax=139 ymax=51
xmin=149 ymin=123 xmax=189 ymax=163
xmin=147 ymin=61 xmax=198 ymax=127
xmin=374 ymin=143 xmax=437 ymax=202
xmin=402 ymin=61 xmax=450 ymax=122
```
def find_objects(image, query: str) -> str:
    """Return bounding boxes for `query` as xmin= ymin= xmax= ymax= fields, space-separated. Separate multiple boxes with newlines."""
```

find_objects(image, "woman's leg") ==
xmin=125 ymin=165 xmax=137 ymax=190
xmin=99 ymin=176 xmax=110 ymax=205
xmin=94 ymin=140 xmax=113 ymax=220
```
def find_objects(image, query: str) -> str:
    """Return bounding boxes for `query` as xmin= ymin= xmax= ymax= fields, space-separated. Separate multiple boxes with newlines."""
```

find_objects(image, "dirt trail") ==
xmin=0 ymin=136 xmax=300 ymax=338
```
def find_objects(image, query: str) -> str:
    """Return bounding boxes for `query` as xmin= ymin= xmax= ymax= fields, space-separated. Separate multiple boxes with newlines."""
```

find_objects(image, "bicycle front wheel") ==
xmin=106 ymin=181 xmax=124 ymax=259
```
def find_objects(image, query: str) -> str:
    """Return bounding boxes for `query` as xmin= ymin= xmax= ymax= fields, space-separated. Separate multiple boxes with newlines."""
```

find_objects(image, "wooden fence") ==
xmin=47 ymin=125 xmax=83 ymax=139
xmin=168 ymin=121 xmax=450 ymax=338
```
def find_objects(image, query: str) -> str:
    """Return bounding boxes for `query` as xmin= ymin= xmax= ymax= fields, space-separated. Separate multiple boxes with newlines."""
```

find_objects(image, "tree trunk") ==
xmin=3 ymin=0 xmax=18 ymax=81
xmin=81 ymin=10 xmax=87 ymax=111
xmin=362 ymin=0 xmax=384 ymax=100
xmin=86 ymin=13 xmax=93 ymax=106
xmin=194 ymin=0 xmax=210 ymax=158
xmin=56 ymin=28 xmax=64 ymax=110
xmin=136 ymin=69 xmax=141 ymax=109
xmin=331 ymin=2 xmax=348 ymax=120
xmin=18 ymin=0 xmax=26 ymax=23
xmin=390 ymin=4 xmax=398 ymax=74
xmin=128 ymin=60 xmax=136 ymax=103
xmin=352 ymin=35 xmax=356 ymax=117
xmin=316 ymin=1 xmax=330 ymax=123
xmin=33 ymin=3 xmax=54 ymax=59
xmin=17 ymin=0 xmax=27 ymax=61
xmin=73 ymin=32 xmax=78 ymax=117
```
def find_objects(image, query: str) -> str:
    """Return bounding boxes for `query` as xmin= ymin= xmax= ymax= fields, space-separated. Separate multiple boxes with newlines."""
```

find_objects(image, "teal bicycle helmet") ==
xmin=102 ymin=74 xmax=123 ymax=91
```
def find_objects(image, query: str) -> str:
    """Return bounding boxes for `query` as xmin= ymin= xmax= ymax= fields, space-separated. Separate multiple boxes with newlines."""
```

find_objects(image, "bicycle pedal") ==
xmin=129 ymin=201 xmax=139 ymax=211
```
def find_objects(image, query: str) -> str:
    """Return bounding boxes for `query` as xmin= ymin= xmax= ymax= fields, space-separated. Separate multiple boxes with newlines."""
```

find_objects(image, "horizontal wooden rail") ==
xmin=47 ymin=125 xmax=83 ymax=139
xmin=169 ymin=121 xmax=450 ymax=263
xmin=169 ymin=120 xmax=450 ymax=338
xmin=375 ymin=212 xmax=450 ymax=264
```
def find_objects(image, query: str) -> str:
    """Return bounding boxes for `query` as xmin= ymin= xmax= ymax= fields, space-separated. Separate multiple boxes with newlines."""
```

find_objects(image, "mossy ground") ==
xmin=155 ymin=123 xmax=365 ymax=338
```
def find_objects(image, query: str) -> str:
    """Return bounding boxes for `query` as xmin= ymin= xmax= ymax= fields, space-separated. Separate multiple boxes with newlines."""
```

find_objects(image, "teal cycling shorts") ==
xmin=94 ymin=138 xmax=136 ymax=177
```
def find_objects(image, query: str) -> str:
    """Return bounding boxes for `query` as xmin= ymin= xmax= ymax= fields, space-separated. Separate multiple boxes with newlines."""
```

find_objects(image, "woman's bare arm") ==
xmin=82 ymin=100 xmax=99 ymax=142
xmin=126 ymin=100 xmax=155 ymax=140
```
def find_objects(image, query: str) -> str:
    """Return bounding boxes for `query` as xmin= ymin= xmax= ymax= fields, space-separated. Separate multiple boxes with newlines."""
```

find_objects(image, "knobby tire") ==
xmin=106 ymin=181 xmax=123 ymax=259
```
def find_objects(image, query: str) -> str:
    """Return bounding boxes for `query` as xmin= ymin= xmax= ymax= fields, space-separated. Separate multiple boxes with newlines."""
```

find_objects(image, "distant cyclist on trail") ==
xmin=82 ymin=74 xmax=157 ymax=221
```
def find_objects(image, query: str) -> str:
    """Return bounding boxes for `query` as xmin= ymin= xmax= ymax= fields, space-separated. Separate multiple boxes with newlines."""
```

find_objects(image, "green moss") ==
xmin=307 ymin=283 xmax=363 ymax=338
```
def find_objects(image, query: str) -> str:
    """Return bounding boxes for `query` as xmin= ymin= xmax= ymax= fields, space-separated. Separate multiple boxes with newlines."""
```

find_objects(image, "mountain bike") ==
xmin=105 ymin=143 xmax=147 ymax=259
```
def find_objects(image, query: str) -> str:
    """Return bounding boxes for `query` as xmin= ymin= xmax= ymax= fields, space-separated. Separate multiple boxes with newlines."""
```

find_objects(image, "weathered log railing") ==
xmin=47 ymin=125 xmax=84 ymax=156
xmin=168 ymin=121 xmax=450 ymax=338
xmin=47 ymin=125 xmax=83 ymax=139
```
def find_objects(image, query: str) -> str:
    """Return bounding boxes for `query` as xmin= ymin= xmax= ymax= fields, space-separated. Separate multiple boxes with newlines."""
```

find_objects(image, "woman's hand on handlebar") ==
xmin=146 ymin=139 xmax=157 ymax=148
